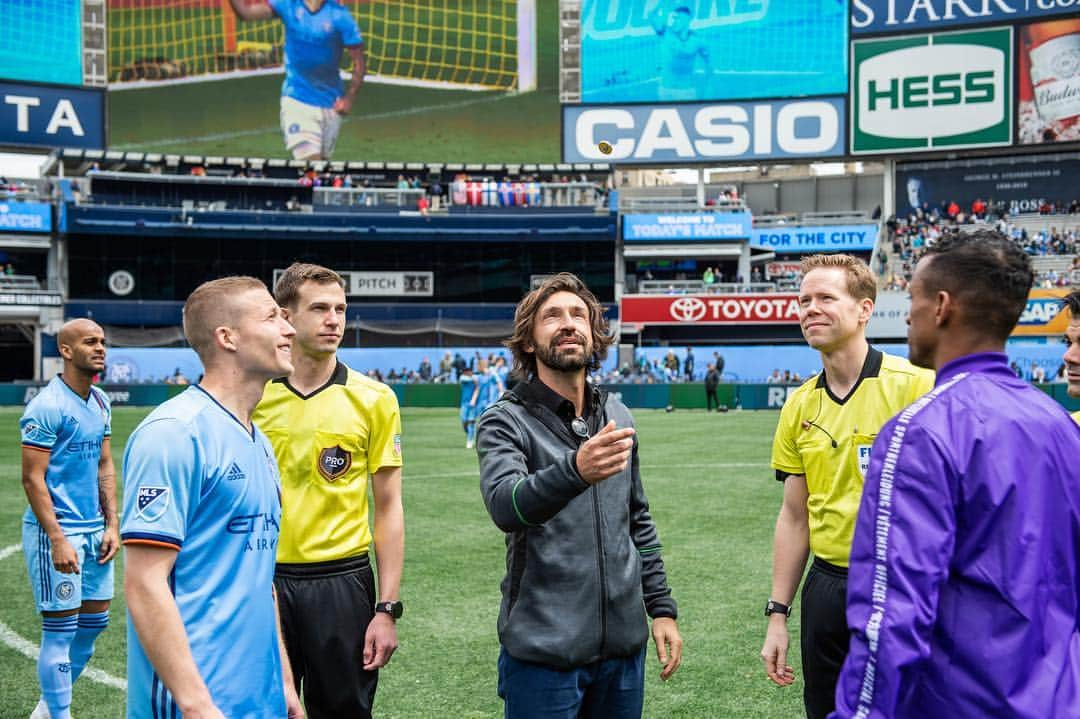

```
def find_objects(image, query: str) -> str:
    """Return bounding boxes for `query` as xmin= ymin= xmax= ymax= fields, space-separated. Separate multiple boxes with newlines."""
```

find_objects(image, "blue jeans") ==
xmin=497 ymin=647 xmax=645 ymax=719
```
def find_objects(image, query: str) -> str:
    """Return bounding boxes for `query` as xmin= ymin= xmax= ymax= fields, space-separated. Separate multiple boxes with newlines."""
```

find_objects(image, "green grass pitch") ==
xmin=0 ymin=407 xmax=806 ymax=718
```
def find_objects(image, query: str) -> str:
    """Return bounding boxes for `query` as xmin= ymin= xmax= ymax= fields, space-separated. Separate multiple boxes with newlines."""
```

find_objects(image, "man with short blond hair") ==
xmin=254 ymin=262 xmax=404 ymax=719
xmin=122 ymin=276 xmax=303 ymax=719
xmin=761 ymin=254 xmax=933 ymax=719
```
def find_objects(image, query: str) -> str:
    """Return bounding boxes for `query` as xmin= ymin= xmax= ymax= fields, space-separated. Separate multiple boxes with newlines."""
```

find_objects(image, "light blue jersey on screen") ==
xmin=121 ymin=386 xmax=285 ymax=719
xmin=460 ymin=374 xmax=477 ymax=422
xmin=270 ymin=0 xmax=362 ymax=108
xmin=20 ymin=376 xmax=111 ymax=533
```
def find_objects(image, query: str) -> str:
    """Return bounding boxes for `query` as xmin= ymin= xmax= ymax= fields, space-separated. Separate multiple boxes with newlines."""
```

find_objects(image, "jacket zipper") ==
xmin=592 ymin=482 xmax=607 ymax=655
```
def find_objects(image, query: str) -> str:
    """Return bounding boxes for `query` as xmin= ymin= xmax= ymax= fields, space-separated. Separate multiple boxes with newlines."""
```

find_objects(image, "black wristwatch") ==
xmin=764 ymin=599 xmax=791 ymax=617
xmin=375 ymin=600 xmax=404 ymax=620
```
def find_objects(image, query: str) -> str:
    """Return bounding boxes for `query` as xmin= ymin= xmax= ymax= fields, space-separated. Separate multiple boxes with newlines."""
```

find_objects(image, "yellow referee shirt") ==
xmin=771 ymin=348 xmax=934 ymax=567
xmin=1073 ymin=410 xmax=1080 ymax=425
xmin=253 ymin=361 xmax=402 ymax=564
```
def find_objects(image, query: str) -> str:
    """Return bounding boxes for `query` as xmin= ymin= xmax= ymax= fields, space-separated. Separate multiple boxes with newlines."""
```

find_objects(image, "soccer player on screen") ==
xmin=1062 ymin=289 xmax=1080 ymax=424
xmin=21 ymin=319 xmax=117 ymax=719
xmin=121 ymin=277 xmax=303 ymax=719
xmin=229 ymin=0 xmax=365 ymax=160
xmin=650 ymin=3 xmax=710 ymax=102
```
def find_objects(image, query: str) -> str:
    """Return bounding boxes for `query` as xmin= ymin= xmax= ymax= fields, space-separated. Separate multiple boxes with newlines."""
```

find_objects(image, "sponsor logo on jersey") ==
xmin=317 ymin=445 xmax=352 ymax=481
xmin=136 ymin=486 xmax=170 ymax=521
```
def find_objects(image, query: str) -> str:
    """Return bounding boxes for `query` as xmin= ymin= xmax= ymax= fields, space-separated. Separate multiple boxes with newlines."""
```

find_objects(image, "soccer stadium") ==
xmin=1 ymin=1 xmax=1079 ymax=718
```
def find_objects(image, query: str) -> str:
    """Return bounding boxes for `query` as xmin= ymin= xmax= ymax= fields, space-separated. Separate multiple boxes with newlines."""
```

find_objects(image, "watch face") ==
xmin=378 ymin=601 xmax=403 ymax=619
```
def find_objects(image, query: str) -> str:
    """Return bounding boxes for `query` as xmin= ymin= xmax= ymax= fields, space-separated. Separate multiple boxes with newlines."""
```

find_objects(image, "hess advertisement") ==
xmin=851 ymin=27 xmax=1013 ymax=155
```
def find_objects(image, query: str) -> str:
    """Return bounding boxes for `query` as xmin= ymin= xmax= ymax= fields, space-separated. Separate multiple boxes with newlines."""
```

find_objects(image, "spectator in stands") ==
xmin=782 ymin=370 xmax=792 ymax=384
xmin=438 ymin=353 xmax=453 ymax=382
xmin=766 ymin=369 xmax=783 ymax=384
xmin=684 ymin=347 xmax=695 ymax=381
xmin=703 ymin=267 xmax=715 ymax=286
xmin=1031 ymin=363 xmax=1046 ymax=383
xmin=418 ymin=358 xmax=432 ymax=382
xmin=1010 ymin=360 xmax=1023 ymax=378
xmin=664 ymin=351 xmax=680 ymax=378
xmin=713 ymin=351 xmax=725 ymax=378
xmin=170 ymin=368 xmax=189 ymax=385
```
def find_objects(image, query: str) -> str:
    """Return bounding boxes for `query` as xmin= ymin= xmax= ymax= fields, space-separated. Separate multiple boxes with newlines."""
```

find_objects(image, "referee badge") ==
xmin=317 ymin=445 xmax=352 ymax=482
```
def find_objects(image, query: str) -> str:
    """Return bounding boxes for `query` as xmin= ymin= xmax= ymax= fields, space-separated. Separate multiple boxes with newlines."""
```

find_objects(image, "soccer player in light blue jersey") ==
xmin=460 ymin=365 xmax=478 ymax=449
xmin=21 ymin=319 xmax=117 ymax=719
xmin=121 ymin=277 xmax=303 ymax=719
xmin=229 ymin=0 xmax=365 ymax=160
xmin=650 ymin=3 xmax=710 ymax=102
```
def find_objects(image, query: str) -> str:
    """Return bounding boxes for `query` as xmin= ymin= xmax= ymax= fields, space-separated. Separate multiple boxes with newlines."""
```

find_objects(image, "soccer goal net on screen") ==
xmin=107 ymin=0 xmax=536 ymax=92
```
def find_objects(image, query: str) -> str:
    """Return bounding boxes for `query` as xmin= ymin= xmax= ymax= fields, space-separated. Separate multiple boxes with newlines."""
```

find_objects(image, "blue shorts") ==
xmin=23 ymin=522 xmax=115 ymax=613
xmin=460 ymin=404 xmax=477 ymax=422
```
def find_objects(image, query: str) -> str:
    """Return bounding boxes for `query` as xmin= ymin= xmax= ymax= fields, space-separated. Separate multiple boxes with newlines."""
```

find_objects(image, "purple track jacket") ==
xmin=832 ymin=352 xmax=1080 ymax=718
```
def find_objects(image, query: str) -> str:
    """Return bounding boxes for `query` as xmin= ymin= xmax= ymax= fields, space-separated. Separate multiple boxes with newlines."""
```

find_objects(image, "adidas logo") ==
xmin=224 ymin=462 xmax=245 ymax=482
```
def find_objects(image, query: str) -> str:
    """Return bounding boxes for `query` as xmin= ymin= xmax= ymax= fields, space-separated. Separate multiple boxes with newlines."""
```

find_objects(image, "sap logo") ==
xmin=4 ymin=95 xmax=86 ymax=137
xmin=1018 ymin=299 xmax=1063 ymax=325
xmin=570 ymin=100 xmax=842 ymax=161
xmin=857 ymin=41 xmax=1005 ymax=140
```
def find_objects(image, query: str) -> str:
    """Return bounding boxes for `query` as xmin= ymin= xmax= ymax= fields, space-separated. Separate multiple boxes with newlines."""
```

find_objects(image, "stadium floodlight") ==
xmin=107 ymin=0 xmax=537 ymax=93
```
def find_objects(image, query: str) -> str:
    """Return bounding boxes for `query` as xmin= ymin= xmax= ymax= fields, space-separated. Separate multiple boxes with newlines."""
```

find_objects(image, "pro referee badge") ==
xmin=857 ymin=445 xmax=873 ymax=478
xmin=317 ymin=445 xmax=352 ymax=482
xmin=393 ymin=434 xmax=402 ymax=457
xmin=136 ymin=486 xmax=170 ymax=521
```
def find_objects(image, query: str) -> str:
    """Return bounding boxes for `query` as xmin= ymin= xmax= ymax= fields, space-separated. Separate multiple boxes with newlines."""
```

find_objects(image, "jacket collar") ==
xmin=935 ymin=352 xmax=1011 ymax=385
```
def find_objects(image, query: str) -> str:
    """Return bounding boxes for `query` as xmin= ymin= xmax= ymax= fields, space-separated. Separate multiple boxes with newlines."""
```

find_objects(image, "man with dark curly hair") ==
xmin=476 ymin=272 xmax=682 ymax=719
xmin=833 ymin=231 xmax=1080 ymax=717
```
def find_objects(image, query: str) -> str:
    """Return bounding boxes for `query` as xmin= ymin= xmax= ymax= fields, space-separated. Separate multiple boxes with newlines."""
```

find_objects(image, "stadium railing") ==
xmin=617 ymin=197 xmax=748 ymax=213
xmin=0 ymin=275 xmax=45 ymax=291
xmin=316 ymin=187 xmax=426 ymax=209
xmin=635 ymin=280 xmax=778 ymax=294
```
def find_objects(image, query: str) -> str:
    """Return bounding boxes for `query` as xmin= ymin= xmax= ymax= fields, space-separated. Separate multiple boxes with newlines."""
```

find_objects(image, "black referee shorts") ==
xmin=800 ymin=557 xmax=849 ymax=719
xmin=275 ymin=554 xmax=377 ymax=719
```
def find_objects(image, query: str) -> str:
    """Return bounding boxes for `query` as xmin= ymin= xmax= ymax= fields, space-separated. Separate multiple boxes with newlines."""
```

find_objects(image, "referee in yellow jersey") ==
xmin=759 ymin=254 xmax=933 ymax=719
xmin=1063 ymin=290 xmax=1080 ymax=425
xmin=253 ymin=263 xmax=404 ymax=719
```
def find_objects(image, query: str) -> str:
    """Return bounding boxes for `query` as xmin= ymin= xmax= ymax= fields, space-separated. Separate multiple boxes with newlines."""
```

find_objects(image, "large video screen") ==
xmin=0 ymin=0 xmax=83 ymax=86
xmin=107 ymin=0 xmax=560 ymax=163
xmin=580 ymin=0 xmax=848 ymax=104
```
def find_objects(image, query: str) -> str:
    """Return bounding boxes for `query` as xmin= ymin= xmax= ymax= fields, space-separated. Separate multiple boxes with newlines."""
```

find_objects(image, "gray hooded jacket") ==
xmin=477 ymin=379 xmax=677 ymax=669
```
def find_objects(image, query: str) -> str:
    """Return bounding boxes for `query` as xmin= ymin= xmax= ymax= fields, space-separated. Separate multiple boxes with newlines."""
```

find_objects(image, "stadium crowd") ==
xmin=880 ymin=200 xmax=1080 ymax=290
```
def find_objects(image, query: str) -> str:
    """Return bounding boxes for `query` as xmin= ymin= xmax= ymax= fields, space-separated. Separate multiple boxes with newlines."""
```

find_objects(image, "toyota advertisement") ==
xmin=621 ymin=294 xmax=800 ymax=326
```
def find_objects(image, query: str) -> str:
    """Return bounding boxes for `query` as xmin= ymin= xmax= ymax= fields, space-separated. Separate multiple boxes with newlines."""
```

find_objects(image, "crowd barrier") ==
xmin=2 ymin=382 xmax=1076 ymax=413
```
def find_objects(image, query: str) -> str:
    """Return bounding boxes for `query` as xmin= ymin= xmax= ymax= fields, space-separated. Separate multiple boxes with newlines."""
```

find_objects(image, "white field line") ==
xmin=0 ymin=543 xmax=126 ymax=690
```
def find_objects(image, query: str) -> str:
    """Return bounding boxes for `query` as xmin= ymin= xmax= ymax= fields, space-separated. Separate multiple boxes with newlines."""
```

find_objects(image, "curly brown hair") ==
xmin=505 ymin=273 xmax=614 ymax=381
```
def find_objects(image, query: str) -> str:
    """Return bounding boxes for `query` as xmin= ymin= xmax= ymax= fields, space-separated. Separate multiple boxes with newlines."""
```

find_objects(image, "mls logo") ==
xmin=317 ymin=445 xmax=352 ymax=482
xmin=136 ymin=486 xmax=170 ymax=521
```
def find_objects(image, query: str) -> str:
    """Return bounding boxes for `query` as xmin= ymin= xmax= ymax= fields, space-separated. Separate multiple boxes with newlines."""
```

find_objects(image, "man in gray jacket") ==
xmin=477 ymin=272 xmax=682 ymax=719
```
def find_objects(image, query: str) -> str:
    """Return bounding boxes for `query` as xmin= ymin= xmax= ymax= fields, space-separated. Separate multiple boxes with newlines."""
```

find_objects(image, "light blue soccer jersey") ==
xmin=121 ymin=386 xmax=285 ymax=719
xmin=459 ymin=374 xmax=477 ymax=421
xmin=270 ymin=0 xmax=362 ymax=108
xmin=20 ymin=376 xmax=111 ymax=533
xmin=478 ymin=369 xmax=502 ymax=409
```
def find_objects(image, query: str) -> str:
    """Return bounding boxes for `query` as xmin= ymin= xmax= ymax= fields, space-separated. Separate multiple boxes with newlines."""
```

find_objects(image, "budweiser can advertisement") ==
xmin=1019 ymin=18 xmax=1080 ymax=145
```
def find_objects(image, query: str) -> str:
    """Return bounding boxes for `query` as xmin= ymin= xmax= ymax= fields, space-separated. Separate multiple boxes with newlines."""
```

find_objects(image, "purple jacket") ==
xmin=832 ymin=353 xmax=1080 ymax=718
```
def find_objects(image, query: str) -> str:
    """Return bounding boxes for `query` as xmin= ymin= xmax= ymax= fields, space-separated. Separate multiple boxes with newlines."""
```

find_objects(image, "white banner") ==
xmin=273 ymin=270 xmax=433 ymax=297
